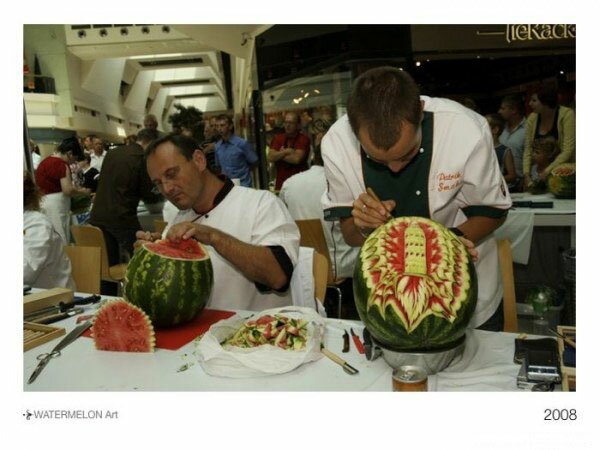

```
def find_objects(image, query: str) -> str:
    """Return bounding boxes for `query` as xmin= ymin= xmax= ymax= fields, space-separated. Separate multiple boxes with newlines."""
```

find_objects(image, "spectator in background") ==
xmin=144 ymin=114 xmax=159 ymax=131
xmin=214 ymin=114 xmax=258 ymax=187
xmin=35 ymin=137 xmax=90 ymax=244
xmin=486 ymin=113 xmax=517 ymax=188
xmin=76 ymin=153 xmax=99 ymax=193
xmin=23 ymin=170 xmax=76 ymax=290
xmin=90 ymin=128 xmax=162 ymax=268
xmin=461 ymin=97 xmax=479 ymax=113
xmin=523 ymin=83 xmax=575 ymax=186
xmin=498 ymin=94 xmax=526 ymax=190
xmin=29 ymin=139 xmax=41 ymax=170
xmin=124 ymin=134 xmax=137 ymax=146
xmin=268 ymin=111 xmax=311 ymax=191
xmin=90 ymin=136 xmax=107 ymax=172
xmin=82 ymin=134 xmax=96 ymax=155
xmin=529 ymin=136 xmax=559 ymax=184
xmin=280 ymin=147 xmax=360 ymax=316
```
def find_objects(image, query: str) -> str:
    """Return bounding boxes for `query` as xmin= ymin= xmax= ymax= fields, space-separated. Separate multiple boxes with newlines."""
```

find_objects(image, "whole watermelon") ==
xmin=547 ymin=163 xmax=575 ymax=199
xmin=124 ymin=239 xmax=213 ymax=328
xmin=354 ymin=217 xmax=477 ymax=351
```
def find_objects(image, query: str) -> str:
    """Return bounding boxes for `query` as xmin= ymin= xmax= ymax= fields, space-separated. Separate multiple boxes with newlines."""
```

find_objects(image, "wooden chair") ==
xmin=64 ymin=245 xmax=101 ymax=294
xmin=154 ymin=219 xmax=167 ymax=234
xmin=70 ymin=225 xmax=128 ymax=284
xmin=497 ymin=238 xmax=518 ymax=333
xmin=313 ymin=251 xmax=329 ymax=305
xmin=295 ymin=219 xmax=344 ymax=317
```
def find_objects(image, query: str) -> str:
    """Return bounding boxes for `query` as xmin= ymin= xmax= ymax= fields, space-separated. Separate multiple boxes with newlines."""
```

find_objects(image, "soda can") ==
xmin=392 ymin=365 xmax=428 ymax=392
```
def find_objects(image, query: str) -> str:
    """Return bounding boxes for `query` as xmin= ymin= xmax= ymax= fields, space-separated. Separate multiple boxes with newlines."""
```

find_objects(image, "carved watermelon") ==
xmin=124 ymin=239 xmax=213 ymax=328
xmin=354 ymin=217 xmax=477 ymax=351
xmin=91 ymin=299 xmax=155 ymax=352
xmin=547 ymin=163 xmax=575 ymax=199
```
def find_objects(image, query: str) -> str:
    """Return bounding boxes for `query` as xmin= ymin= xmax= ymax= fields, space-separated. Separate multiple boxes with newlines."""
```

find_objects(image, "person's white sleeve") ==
xmin=456 ymin=122 xmax=512 ymax=217
xmin=251 ymin=192 xmax=300 ymax=267
xmin=23 ymin=221 xmax=52 ymax=286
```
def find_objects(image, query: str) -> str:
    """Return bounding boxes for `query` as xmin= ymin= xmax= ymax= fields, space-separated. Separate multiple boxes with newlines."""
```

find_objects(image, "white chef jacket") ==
xmin=280 ymin=165 xmax=360 ymax=279
xmin=321 ymin=96 xmax=512 ymax=328
xmin=90 ymin=151 xmax=106 ymax=172
xmin=167 ymin=185 xmax=300 ymax=311
xmin=23 ymin=210 xmax=76 ymax=290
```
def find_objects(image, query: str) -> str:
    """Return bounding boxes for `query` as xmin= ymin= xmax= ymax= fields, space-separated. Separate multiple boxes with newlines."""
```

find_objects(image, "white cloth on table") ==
xmin=494 ymin=210 xmax=535 ymax=264
xmin=23 ymin=210 xmax=76 ymax=290
xmin=168 ymin=185 xmax=299 ymax=312
xmin=40 ymin=191 xmax=71 ymax=244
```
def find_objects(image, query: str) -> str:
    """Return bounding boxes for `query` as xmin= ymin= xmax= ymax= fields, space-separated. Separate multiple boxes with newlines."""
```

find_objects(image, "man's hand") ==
xmin=134 ymin=230 xmax=162 ymax=250
xmin=458 ymin=236 xmax=479 ymax=262
xmin=351 ymin=191 xmax=395 ymax=231
xmin=166 ymin=221 xmax=215 ymax=245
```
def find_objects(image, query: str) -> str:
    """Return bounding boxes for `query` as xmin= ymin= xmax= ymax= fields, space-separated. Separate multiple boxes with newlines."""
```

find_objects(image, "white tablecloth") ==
xmin=24 ymin=303 xmax=531 ymax=392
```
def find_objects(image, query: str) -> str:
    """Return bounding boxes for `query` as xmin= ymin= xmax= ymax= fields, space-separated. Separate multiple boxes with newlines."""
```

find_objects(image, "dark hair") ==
xmin=216 ymin=114 xmax=233 ymax=127
xmin=532 ymin=136 xmax=559 ymax=157
xmin=501 ymin=94 xmax=525 ymax=115
xmin=57 ymin=136 xmax=83 ymax=157
xmin=532 ymin=83 xmax=558 ymax=109
xmin=312 ymin=147 xmax=324 ymax=166
xmin=76 ymin=153 xmax=92 ymax=164
xmin=136 ymin=128 xmax=159 ymax=144
xmin=347 ymin=66 xmax=422 ymax=150
xmin=145 ymin=133 xmax=201 ymax=161
xmin=23 ymin=170 xmax=40 ymax=210
xmin=486 ymin=113 xmax=505 ymax=133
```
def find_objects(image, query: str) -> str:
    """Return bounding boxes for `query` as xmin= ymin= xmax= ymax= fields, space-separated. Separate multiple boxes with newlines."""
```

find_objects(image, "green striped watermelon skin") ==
xmin=123 ymin=241 xmax=213 ymax=328
xmin=548 ymin=163 xmax=575 ymax=199
xmin=353 ymin=217 xmax=478 ymax=351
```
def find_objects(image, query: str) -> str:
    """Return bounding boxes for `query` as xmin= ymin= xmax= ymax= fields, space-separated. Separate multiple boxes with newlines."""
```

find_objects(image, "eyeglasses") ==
xmin=151 ymin=166 xmax=181 ymax=194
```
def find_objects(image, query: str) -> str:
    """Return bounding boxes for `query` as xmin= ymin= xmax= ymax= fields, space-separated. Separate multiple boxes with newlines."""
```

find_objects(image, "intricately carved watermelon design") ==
xmin=547 ymin=163 xmax=575 ymax=199
xmin=354 ymin=217 xmax=477 ymax=351
xmin=124 ymin=239 xmax=213 ymax=328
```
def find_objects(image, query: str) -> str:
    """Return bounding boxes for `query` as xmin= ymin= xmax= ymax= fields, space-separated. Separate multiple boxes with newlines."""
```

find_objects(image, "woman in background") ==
xmin=523 ymin=83 xmax=575 ymax=186
xmin=23 ymin=171 xmax=75 ymax=290
xmin=35 ymin=137 xmax=90 ymax=243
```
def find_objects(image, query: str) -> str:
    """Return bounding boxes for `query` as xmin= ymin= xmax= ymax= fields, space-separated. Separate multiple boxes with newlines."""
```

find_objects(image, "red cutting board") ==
xmin=82 ymin=308 xmax=236 ymax=350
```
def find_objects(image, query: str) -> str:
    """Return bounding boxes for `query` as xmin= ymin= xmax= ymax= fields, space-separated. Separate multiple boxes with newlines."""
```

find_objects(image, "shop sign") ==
xmin=506 ymin=24 xmax=575 ymax=44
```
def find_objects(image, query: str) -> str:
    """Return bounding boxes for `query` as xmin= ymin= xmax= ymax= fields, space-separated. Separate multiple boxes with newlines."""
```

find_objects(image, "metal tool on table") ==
xmin=24 ymin=294 xmax=101 ymax=321
xmin=342 ymin=330 xmax=350 ymax=353
xmin=362 ymin=328 xmax=382 ymax=361
xmin=27 ymin=320 xmax=93 ymax=384
xmin=320 ymin=344 xmax=359 ymax=375
xmin=31 ymin=307 xmax=85 ymax=325
xmin=350 ymin=328 xmax=365 ymax=354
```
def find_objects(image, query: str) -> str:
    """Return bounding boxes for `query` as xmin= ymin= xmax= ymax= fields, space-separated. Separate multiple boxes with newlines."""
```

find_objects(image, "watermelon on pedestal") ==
xmin=547 ymin=163 xmax=575 ymax=199
xmin=124 ymin=239 xmax=213 ymax=328
xmin=354 ymin=217 xmax=477 ymax=351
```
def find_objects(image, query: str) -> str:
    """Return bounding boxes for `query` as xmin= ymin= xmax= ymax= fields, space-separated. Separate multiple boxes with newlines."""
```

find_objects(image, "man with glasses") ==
xmin=321 ymin=66 xmax=512 ymax=331
xmin=268 ymin=111 xmax=311 ymax=191
xmin=137 ymin=134 xmax=299 ymax=311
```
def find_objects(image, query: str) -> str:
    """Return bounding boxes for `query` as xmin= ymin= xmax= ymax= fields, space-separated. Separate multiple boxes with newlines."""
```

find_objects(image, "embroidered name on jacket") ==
xmin=437 ymin=171 xmax=463 ymax=192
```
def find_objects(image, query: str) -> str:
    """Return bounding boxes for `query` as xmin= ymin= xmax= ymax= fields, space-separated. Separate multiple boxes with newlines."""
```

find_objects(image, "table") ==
xmin=23 ymin=302 xmax=538 ymax=392
xmin=494 ymin=193 xmax=575 ymax=264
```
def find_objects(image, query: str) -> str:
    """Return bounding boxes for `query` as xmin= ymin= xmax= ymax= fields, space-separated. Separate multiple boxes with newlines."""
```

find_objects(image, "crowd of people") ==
xmin=24 ymin=70 xmax=575 ymax=330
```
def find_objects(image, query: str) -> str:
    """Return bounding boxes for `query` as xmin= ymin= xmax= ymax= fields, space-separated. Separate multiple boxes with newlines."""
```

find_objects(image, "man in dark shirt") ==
xmin=90 ymin=128 xmax=162 ymax=265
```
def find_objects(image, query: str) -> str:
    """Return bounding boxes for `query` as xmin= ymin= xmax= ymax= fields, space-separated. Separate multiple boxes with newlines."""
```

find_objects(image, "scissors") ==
xmin=27 ymin=320 xmax=93 ymax=384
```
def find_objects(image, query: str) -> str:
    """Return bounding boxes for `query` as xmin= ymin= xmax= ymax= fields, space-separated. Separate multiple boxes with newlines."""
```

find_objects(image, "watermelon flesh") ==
xmin=354 ymin=217 xmax=477 ymax=351
xmin=91 ymin=299 xmax=155 ymax=352
xmin=124 ymin=238 xmax=213 ymax=328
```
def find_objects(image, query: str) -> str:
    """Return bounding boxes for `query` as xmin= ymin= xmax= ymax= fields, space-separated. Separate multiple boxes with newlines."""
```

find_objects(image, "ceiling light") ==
xmin=141 ymin=26 xmax=150 ymax=34
xmin=120 ymin=27 xmax=128 ymax=36
xmin=162 ymin=26 xmax=170 ymax=33
xmin=313 ymin=89 xmax=320 ymax=94
xmin=77 ymin=30 xmax=86 ymax=38
xmin=99 ymin=29 xmax=108 ymax=37
xmin=304 ymin=93 xmax=309 ymax=98
xmin=415 ymin=61 xmax=421 ymax=67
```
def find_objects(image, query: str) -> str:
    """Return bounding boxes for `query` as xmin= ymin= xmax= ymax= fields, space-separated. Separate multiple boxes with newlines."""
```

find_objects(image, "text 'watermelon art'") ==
xmin=124 ymin=239 xmax=214 ymax=328
xmin=354 ymin=217 xmax=477 ymax=351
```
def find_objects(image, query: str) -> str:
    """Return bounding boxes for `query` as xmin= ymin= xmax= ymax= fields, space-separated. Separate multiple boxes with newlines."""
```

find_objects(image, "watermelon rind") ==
xmin=354 ymin=217 xmax=478 ymax=351
xmin=547 ymin=163 xmax=575 ymax=199
xmin=124 ymin=239 xmax=214 ymax=328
